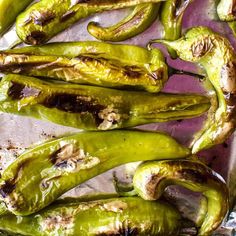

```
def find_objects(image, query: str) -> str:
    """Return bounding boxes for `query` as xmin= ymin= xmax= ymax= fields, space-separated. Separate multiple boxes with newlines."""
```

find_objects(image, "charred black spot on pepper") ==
xmin=119 ymin=226 xmax=139 ymax=236
xmin=8 ymin=82 xmax=25 ymax=100
xmin=8 ymin=82 xmax=41 ymax=100
xmin=191 ymin=37 xmax=214 ymax=58
xmin=178 ymin=168 xmax=207 ymax=183
xmin=123 ymin=66 xmax=142 ymax=78
xmin=60 ymin=10 xmax=76 ymax=22
xmin=223 ymin=91 xmax=236 ymax=121
xmin=42 ymin=94 xmax=105 ymax=125
xmin=0 ymin=180 xmax=16 ymax=198
xmin=50 ymin=147 xmax=64 ymax=165
xmin=33 ymin=11 xmax=56 ymax=26
xmin=26 ymin=31 xmax=47 ymax=45
xmin=152 ymin=68 xmax=164 ymax=81
xmin=97 ymin=226 xmax=139 ymax=236
xmin=76 ymin=55 xmax=96 ymax=63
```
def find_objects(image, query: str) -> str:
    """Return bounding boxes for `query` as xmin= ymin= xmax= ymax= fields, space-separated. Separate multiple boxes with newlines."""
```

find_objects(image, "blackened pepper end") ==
xmin=0 ymin=180 xmax=16 ymax=198
xmin=26 ymin=31 xmax=47 ymax=45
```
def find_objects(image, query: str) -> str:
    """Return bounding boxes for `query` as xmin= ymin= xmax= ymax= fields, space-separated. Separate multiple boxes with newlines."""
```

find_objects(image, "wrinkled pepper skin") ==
xmin=0 ymin=197 xmax=183 ymax=236
xmin=0 ymin=0 xmax=33 ymax=35
xmin=87 ymin=3 xmax=160 ymax=42
xmin=217 ymin=0 xmax=236 ymax=36
xmin=0 ymin=43 xmax=168 ymax=93
xmin=16 ymin=0 xmax=164 ymax=45
xmin=133 ymin=160 xmax=229 ymax=236
xmin=0 ymin=130 xmax=190 ymax=215
xmin=0 ymin=74 xmax=210 ymax=130
xmin=160 ymin=0 xmax=193 ymax=41
xmin=149 ymin=27 xmax=236 ymax=153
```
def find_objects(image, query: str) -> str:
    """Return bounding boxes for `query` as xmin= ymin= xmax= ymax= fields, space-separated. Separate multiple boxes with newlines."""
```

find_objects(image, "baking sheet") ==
xmin=0 ymin=0 xmax=235 ymax=234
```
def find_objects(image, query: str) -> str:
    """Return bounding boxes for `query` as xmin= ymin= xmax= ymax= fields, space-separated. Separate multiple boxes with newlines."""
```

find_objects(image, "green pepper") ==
xmin=217 ymin=0 xmax=236 ymax=22
xmin=0 ymin=197 xmax=184 ymax=235
xmin=149 ymin=26 xmax=236 ymax=153
xmin=133 ymin=159 xmax=229 ymax=236
xmin=87 ymin=3 xmax=160 ymax=42
xmin=0 ymin=43 xmax=168 ymax=93
xmin=160 ymin=0 xmax=192 ymax=41
xmin=0 ymin=129 xmax=190 ymax=215
xmin=16 ymin=0 xmax=165 ymax=45
xmin=0 ymin=0 xmax=33 ymax=35
xmin=0 ymin=74 xmax=210 ymax=130
xmin=217 ymin=0 xmax=236 ymax=36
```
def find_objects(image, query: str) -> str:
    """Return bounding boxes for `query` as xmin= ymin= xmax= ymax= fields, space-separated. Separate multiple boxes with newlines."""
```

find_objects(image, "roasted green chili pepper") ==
xmin=0 ymin=0 xmax=33 ymax=35
xmin=160 ymin=0 xmax=192 ymax=41
xmin=217 ymin=0 xmax=236 ymax=36
xmin=133 ymin=159 xmax=229 ymax=236
xmin=0 ymin=129 xmax=190 ymax=215
xmin=0 ymin=44 xmax=168 ymax=93
xmin=149 ymin=26 xmax=236 ymax=153
xmin=0 ymin=197 xmax=184 ymax=236
xmin=16 ymin=0 xmax=164 ymax=45
xmin=87 ymin=3 xmax=159 ymax=42
xmin=0 ymin=74 xmax=210 ymax=130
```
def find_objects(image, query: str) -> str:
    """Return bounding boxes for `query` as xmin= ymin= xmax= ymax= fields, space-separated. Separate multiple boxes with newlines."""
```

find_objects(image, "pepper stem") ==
xmin=168 ymin=66 xmax=206 ymax=81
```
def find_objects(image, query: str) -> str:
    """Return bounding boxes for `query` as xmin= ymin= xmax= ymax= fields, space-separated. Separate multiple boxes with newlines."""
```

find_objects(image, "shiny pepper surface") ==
xmin=16 ymin=0 xmax=165 ymax=45
xmin=0 ymin=197 xmax=183 ymax=235
xmin=0 ymin=130 xmax=190 ymax=215
xmin=0 ymin=74 xmax=210 ymax=130
xmin=150 ymin=26 xmax=236 ymax=153
xmin=133 ymin=159 xmax=229 ymax=235
xmin=1 ymin=42 xmax=168 ymax=93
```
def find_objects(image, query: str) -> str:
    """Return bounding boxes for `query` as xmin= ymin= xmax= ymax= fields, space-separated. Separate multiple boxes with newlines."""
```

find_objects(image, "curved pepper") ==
xmin=149 ymin=26 xmax=236 ymax=153
xmin=0 ymin=129 xmax=190 ymax=215
xmin=0 ymin=197 xmax=183 ymax=235
xmin=217 ymin=0 xmax=236 ymax=36
xmin=87 ymin=3 xmax=159 ymax=42
xmin=160 ymin=0 xmax=193 ymax=41
xmin=0 ymin=44 xmax=168 ymax=93
xmin=133 ymin=159 xmax=229 ymax=235
xmin=16 ymin=0 xmax=164 ymax=45
xmin=0 ymin=0 xmax=33 ymax=35
xmin=0 ymin=74 xmax=210 ymax=130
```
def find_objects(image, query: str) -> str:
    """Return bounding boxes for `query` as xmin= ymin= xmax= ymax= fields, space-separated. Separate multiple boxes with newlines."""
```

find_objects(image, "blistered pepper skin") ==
xmin=0 ymin=74 xmax=210 ymax=131
xmin=87 ymin=3 xmax=159 ymax=42
xmin=160 ymin=0 xmax=193 ymax=41
xmin=0 ymin=43 xmax=168 ymax=93
xmin=0 ymin=0 xmax=33 ymax=35
xmin=217 ymin=0 xmax=236 ymax=36
xmin=0 ymin=197 xmax=182 ymax=236
xmin=150 ymin=26 xmax=236 ymax=153
xmin=133 ymin=159 xmax=229 ymax=236
xmin=16 ymin=0 xmax=164 ymax=45
xmin=0 ymin=130 xmax=190 ymax=215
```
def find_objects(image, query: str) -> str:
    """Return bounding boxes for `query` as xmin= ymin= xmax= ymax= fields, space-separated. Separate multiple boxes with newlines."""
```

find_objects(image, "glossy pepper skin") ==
xmin=0 ymin=0 xmax=33 ymax=35
xmin=87 ymin=3 xmax=160 ymax=42
xmin=149 ymin=26 xmax=236 ymax=153
xmin=0 ymin=129 xmax=190 ymax=215
xmin=0 ymin=197 xmax=183 ymax=236
xmin=0 ymin=74 xmax=210 ymax=130
xmin=133 ymin=159 xmax=229 ymax=236
xmin=217 ymin=0 xmax=236 ymax=36
xmin=16 ymin=0 xmax=164 ymax=45
xmin=0 ymin=43 xmax=168 ymax=93
xmin=160 ymin=0 xmax=192 ymax=41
